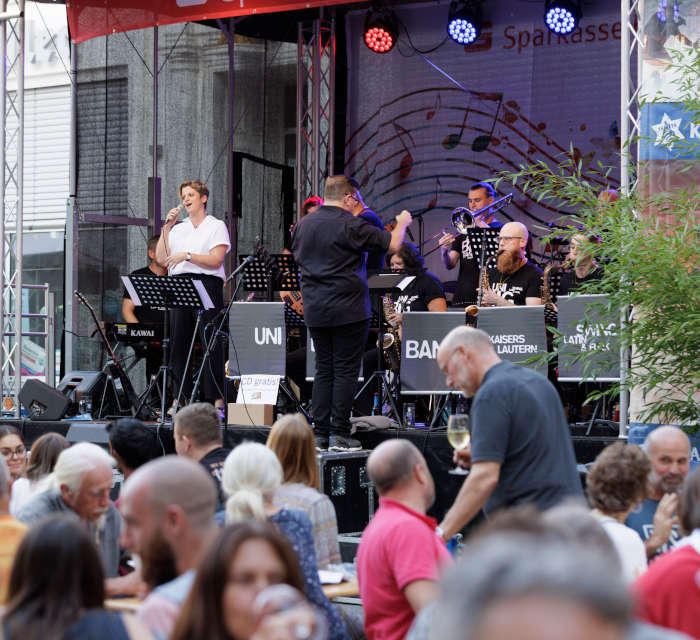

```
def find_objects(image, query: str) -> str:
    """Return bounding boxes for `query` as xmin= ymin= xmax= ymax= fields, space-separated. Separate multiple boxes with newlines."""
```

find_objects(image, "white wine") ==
xmin=447 ymin=428 xmax=470 ymax=451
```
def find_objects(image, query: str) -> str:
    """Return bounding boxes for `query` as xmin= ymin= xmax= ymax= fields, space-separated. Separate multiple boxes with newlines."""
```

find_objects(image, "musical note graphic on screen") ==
xmin=393 ymin=120 xmax=416 ymax=180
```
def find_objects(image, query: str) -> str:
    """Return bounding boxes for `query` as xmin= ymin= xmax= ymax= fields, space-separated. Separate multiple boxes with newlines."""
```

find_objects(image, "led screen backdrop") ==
xmin=344 ymin=0 xmax=623 ymax=273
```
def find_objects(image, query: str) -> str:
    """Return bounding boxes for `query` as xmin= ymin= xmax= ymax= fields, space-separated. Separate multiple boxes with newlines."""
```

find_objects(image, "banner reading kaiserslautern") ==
xmin=640 ymin=103 xmax=700 ymax=160
xmin=476 ymin=306 xmax=547 ymax=370
xmin=557 ymin=294 xmax=620 ymax=382
xmin=400 ymin=312 xmax=465 ymax=394
xmin=66 ymin=0 xmax=363 ymax=43
xmin=229 ymin=302 xmax=286 ymax=378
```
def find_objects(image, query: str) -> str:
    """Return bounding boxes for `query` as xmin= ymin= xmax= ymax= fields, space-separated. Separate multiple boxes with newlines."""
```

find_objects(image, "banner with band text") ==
xmin=66 ymin=0 xmax=359 ymax=43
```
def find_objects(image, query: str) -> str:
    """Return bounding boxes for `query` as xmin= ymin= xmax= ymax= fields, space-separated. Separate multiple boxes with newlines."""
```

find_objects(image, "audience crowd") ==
xmin=0 ymin=376 xmax=698 ymax=640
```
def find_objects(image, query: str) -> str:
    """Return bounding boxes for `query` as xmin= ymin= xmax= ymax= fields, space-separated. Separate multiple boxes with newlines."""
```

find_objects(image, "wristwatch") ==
xmin=185 ymin=251 xmax=192 ymax=261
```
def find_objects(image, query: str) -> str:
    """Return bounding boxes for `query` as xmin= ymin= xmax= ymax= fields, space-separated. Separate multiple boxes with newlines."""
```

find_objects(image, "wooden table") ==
xmin=322 ymin=579 xmax=359 ymax=599
xmin=106 ymin=582 xmax=360 ymax=609
xmin=105 ymin=597 xmax=141 ymax=612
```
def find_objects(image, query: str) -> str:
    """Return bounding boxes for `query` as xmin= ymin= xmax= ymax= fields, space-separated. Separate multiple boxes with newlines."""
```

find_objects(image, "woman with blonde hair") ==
xmin=267 ymin=413 xmax=340 ymax=568
xmin=222 ymin=443 xmax=348 ymax=640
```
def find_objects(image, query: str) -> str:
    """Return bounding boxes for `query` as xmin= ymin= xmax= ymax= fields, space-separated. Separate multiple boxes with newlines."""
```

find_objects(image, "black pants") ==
xmin=169 ymin=274 xmax=225 ymax=405
xmin=309 ymin=319 xmax=369 ymax=438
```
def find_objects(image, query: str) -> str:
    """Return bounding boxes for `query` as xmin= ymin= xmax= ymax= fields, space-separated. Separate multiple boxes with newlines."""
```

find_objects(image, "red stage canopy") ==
xmin=66 ymin=0 xmax=355 ymax=43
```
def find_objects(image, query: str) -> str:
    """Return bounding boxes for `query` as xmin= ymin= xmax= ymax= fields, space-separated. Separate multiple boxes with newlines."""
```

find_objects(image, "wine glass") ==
xmin=447 ymin=413 xmax=470 ymax=476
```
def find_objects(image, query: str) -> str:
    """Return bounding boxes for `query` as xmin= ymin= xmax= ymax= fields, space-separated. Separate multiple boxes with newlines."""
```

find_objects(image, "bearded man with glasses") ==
xmin=479 ymin=221 xmax=543 ymax=307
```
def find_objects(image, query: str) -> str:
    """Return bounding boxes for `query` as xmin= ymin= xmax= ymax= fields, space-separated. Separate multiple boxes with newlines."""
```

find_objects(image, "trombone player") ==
xmin=439 ymin=182 xmax=504 ymax=306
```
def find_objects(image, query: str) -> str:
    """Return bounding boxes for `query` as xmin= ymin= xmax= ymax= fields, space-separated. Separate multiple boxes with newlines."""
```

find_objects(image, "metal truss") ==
xmin=296 ymin=18 xmax=335 ymax=217
xmin=620 ymin=0 xmax=642 ymax=195
xmin=618 ymin=0 xmax=643 ymax=435
xmin=0 ymin=0 xmax=24 ymax=416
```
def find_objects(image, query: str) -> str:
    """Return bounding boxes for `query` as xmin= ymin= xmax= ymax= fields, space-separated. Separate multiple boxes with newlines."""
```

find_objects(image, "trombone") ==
xmin=422 ymin=193 xmax=513 ymax=257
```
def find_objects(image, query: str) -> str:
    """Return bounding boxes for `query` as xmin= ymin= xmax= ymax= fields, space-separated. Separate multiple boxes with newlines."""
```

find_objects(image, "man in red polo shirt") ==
xmin=357 ymin=439 xmax=453 ymax=640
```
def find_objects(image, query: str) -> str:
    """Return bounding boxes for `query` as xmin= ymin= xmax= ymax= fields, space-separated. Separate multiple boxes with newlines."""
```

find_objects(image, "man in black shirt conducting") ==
xmin=481 ymin=222 xmax=543 ymax=307
xmin=292 ymin=175 xmax=412 ymax=451
xmin=439 ymin=182 xmax=504 ymax=305
xmin=435 ymin=326 xmax=583 ymax=541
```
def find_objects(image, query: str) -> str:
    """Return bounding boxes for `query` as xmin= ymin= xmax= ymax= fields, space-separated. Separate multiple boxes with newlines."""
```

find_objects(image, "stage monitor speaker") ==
xmin=56 ymin=370 xmax=106 ymax=417
xmin=19 ymin=379 xmax=71 ymax=421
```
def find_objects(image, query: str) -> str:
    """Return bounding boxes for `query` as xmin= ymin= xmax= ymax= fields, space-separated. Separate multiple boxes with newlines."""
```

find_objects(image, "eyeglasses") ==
xmin=345 ymin=192 xmax=359 ymax=202
xmin=499 ymin=236 xmax=523 ymax=243
xmin=1 ymin=445 xmax=26 ymax=458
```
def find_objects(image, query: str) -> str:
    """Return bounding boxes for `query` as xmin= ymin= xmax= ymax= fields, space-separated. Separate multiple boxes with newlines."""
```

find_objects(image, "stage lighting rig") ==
xmin=544 ymin=0 xmax=582 ymax=35
xmin=364 ymin=5 xmax=399 ymax=54
xmin=446 ymin=0 xmax=483 ymax=45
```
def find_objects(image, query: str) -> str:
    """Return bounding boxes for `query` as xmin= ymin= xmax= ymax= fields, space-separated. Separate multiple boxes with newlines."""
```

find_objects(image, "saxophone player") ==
xmin=479 ymin=222 xmax=543 ymax=307
xmin=356 ymin=242 xmax=446 ymax=416
xmin=385 ymin=242 xmax=447 ymax=338
xmin=558 ymin=232 xmax=601 ymax=297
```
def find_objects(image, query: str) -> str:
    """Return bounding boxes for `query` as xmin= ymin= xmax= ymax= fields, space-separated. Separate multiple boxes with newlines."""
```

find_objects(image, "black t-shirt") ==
xmin=291 ymin=205 xmax=391 ymax=327
xmin=122 ymin=265 xmax=165 ymax=324
xmin=199 ymin=446 xmax=230 ymax=509
xmin=471 ymin=361 xmax=583 ymax=515
xmin=487 ymin=260 xmax=543 ymax=306
xmin=450 ymin=220 xmax=504 ymax=305
xmin=358 ymin=208 xmax=387 ymax=272
xmin=393 ymin=271 xmax=445 ymax=313
xmin=558 ymin=267 xmax=602 ymax=297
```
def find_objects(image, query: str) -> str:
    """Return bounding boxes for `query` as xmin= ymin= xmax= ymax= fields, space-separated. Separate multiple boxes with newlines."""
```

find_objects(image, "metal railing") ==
xmin=1 ymin=282 xmax=55 ymax=416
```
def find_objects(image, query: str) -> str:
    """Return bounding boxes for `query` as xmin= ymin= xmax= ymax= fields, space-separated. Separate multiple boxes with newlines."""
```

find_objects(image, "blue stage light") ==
xmin=544 ymin=0 xmax=582 ymax=35
xmin=447 ymin=1 xmax=483 ymax=45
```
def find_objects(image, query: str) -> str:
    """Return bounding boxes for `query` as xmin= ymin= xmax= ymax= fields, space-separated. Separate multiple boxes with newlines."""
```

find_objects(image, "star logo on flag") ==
xmin=651 ymin=112 xmax=685 ymax=149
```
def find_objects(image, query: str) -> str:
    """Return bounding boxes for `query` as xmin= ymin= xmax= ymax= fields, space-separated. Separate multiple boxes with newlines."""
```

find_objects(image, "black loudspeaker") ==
xmin=19 ymin=379 xmax=71 ymax=421
xmin=56 ymin=371 xmax=106 ymax=417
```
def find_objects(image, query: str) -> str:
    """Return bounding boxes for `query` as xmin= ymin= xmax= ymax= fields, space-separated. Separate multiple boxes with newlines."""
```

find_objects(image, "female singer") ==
xmin=156 ymin=180 xmax=230 ymax=415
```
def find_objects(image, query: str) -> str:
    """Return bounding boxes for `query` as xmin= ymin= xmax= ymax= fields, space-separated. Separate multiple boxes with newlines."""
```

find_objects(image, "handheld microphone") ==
xmin=163 ymin=203 xmax=186 ymax=225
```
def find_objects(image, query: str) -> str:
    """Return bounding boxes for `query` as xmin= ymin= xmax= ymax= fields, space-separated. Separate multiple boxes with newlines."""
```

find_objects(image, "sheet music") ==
xmin=192 ymin=279 xmax=214 ymax=310
xmin=121 ymin=276 xmax=141 ymax=306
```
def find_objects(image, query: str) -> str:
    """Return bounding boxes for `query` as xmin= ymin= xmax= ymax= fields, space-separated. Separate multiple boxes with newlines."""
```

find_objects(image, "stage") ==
xmin=1 ymin=417 xmax=620 ymax=528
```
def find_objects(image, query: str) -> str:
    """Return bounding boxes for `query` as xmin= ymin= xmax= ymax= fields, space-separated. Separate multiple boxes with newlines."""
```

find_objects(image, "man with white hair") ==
xmin=480 ymin=221 xmax=543 ymax=306
xmin=435 ymin=326 xmax=582 ymax=540
xmin=17 ymin=441 xmax=121 ymax=577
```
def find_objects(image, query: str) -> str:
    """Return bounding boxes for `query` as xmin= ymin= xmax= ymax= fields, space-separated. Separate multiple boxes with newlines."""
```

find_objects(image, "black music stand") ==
xmin=545 ymin=270 xmax=563 ymax=326
xmin=123 ymin=274 xmax=213 ymax=425
xmin=465 ymin=227 xmax=501 ymax=303
xmin=354 ymin=272 xmax=408 ymax=427
xmin=240 ymin=254 xmax=274 ymax=297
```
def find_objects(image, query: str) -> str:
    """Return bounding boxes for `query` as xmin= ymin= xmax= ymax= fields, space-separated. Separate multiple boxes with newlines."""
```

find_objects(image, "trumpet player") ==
xmin=439 ymin=182 xmax=504 ymax=306
xmin=479 ymin=222 xmax=543 ymax=307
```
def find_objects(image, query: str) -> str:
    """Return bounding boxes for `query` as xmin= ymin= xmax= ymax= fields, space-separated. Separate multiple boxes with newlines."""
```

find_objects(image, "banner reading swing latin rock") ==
xmin=557 ymin=294 xmax=620 ymax=382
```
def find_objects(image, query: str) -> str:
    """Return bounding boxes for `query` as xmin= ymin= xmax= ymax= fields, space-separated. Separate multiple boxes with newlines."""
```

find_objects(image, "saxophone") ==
xmin=465 ymin=251 xmax=500 ymax=317
xmin=542 ymin=259 xmax=571 ymax=309
xmin=381 ymin=294 xmax=401 ymax=373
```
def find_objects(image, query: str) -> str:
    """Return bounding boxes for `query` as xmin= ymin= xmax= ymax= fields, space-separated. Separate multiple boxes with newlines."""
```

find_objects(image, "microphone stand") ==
xmin=189 ymin=256 xmax=254 ymax=405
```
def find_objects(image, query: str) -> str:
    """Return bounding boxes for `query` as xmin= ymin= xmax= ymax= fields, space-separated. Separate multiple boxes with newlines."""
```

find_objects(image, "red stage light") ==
xmin=365 ymin=27 xmax=394 ymax=53
xmin=363 ymin=7 xmax=398 ymax=54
